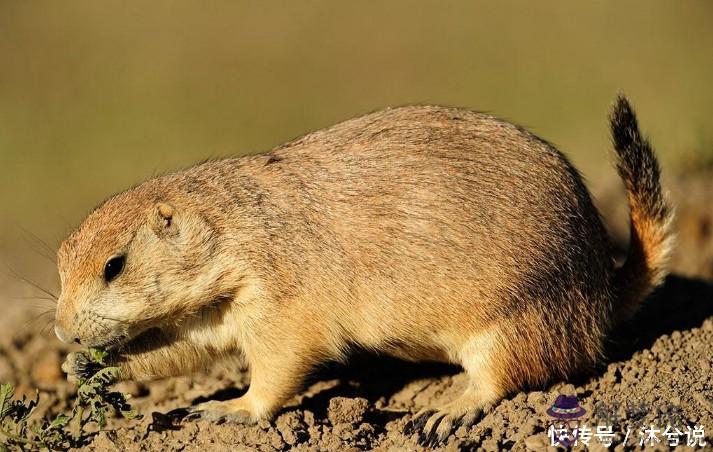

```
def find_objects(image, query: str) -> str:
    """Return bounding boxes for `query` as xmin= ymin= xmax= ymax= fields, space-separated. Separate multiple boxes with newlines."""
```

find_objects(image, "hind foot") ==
xmin=404 ymin=395 xmax=492 ymax=447
xmin=404 ymin=328 xmax=505 ymax=447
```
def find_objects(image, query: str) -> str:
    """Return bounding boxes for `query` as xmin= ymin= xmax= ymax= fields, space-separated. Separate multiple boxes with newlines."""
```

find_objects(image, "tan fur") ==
xmin=54 ymin=98 xmax=672 ymax=443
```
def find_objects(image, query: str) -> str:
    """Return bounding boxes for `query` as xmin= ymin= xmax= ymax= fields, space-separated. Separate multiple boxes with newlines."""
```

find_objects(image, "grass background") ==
xmin=1 ymin=1 xmax=712 ymax=272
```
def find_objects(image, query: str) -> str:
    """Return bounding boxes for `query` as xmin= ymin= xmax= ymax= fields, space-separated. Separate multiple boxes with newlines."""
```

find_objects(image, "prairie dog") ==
xmin=55 ymin=96 xmax=672 ymax=445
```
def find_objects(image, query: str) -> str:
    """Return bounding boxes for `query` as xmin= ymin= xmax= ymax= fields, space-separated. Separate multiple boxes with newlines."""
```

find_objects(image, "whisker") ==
xmin=12 ymin=295 xmax=57 ymax=302
xmin=1 ymin=264 xmax=58 ymax=302
xmin=22 ymin=308 xmax=57 ymax=332
xmin=97 ymin=314 xmax=123 ymax=323
xmin=26 ymin=306 xmax=56 ymax=316
xmin=21 ymin=307 xmax=57 ymax=325
xmin=18 ymin=226 xmax=57 ymax=265
xmin=33 ymin=309 xmax=56 ymax=318
xmin=39 ymin=318 xmax=56 ymax=337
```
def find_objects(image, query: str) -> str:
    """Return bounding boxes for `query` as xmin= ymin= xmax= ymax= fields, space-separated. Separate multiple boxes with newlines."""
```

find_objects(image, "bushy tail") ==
xmin=610 ymin=95 xmax=674 ymax=323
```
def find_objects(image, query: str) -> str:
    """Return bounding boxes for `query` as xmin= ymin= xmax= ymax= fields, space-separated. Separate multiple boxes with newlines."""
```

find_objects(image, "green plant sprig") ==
xmin=0 ymin=348 xmax=141 ymax=451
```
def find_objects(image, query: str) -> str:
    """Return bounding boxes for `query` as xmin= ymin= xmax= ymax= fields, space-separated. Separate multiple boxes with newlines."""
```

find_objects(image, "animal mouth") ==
xmin=92 ymin=334 xmax=130 ymax=351
xmin=94 ymin=327 xmax=165 ymax=354
xmin=92 ymin=326 xmax=144 ymax=351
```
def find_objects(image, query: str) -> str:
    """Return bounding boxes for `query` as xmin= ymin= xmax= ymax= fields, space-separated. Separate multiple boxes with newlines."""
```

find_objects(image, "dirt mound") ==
xmin=3 ymin=306 xmax=711 ymax=451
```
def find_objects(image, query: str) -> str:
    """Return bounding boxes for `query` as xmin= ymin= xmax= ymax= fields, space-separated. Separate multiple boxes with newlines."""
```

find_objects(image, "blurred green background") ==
xmin=1 ymin=0 xmax=713 ymax=274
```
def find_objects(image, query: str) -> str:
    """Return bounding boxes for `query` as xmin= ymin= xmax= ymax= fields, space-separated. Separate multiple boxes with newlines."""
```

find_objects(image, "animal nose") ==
xmin=54 ymin=324 xmax=79 ymax=344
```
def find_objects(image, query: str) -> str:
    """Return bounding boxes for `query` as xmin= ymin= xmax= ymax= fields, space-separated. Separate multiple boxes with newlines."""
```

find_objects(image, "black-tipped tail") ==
xmin=610 ymin=95 xmax=674 ymax=323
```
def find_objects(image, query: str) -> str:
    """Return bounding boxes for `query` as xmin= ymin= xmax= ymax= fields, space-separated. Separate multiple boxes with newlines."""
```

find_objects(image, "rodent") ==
xmin=54 ymin=96 xmax=673 ymax=445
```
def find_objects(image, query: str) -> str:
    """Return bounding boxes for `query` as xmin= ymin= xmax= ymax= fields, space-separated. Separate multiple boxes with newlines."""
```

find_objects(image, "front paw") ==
xmin=61 ymin=352 xmax=101 ymax=383
xmin=185 ymin=400 xmax=257 ymax=425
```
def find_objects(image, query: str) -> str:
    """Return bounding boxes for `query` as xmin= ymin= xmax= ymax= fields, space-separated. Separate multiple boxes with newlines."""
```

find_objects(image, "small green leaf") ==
xmin=85 ymin=367 xmax=121 ymax=390
xmin=120 ymin=409 xmax=142 ymax=420
xmin=93 ymin=405 xmax=107 ymax=429
xmin=48 ymin=414 xmax=71 ymax=430
xmin=0 ymin=384 xmax=14 ymax=418
xmin=87 ymin=348 xmax=108 ymax=366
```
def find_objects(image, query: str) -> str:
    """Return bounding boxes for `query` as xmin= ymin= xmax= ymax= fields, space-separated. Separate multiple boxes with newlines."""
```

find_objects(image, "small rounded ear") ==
xmin=150 ymin=202 xmax=177 ymax=235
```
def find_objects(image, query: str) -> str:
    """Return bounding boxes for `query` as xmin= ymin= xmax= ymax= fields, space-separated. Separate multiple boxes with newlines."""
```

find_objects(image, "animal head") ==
xmin=54 ymin=185 xmax=224 ymax=348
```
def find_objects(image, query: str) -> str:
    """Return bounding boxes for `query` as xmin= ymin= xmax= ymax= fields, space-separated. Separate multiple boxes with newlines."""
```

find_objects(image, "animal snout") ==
xmin=54 ymin=324 xmax=79 ymax=344
xmin=55 ymin=296 xmax=81 ymax=344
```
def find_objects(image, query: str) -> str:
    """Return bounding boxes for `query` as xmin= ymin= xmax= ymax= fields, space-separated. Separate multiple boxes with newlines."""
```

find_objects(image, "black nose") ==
xmin=74 ymin=338 xmax=81 ymax=345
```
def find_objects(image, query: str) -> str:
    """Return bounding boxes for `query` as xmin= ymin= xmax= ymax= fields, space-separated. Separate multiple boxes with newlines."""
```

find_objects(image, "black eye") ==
xmin=104 ymin=255 xmax=125 ymax=282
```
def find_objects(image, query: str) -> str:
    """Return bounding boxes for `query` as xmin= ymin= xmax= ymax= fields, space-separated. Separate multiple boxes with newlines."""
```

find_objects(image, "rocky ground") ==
xmin=0 ymin=172 xmax=712 ymax=451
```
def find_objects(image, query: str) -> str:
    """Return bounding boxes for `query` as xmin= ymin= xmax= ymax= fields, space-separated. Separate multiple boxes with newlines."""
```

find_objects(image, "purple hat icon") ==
xmin=546 ymin=395 xmax=586 ymax=420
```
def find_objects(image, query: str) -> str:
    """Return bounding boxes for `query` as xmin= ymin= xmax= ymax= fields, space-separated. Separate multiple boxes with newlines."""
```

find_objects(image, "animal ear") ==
xmin=149 ymin=202 xmax=177 ymax=235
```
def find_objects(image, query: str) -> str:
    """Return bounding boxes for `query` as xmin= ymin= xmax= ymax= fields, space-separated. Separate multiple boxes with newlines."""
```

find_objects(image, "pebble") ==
xmin=327 ymin=397 xmax=369 ymax=426
xmin=524 ymin=433 xmax=549 ymax=451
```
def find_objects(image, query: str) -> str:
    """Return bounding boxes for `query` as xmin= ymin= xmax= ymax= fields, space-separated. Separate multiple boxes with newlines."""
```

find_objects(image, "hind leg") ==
xmin=405 ymin=330 xmax=507 ymax=446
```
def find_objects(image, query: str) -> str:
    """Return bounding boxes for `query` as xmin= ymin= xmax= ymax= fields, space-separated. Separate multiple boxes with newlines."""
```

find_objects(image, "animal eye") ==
xmin=104 ymin=255 xmax=126 ymax=282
